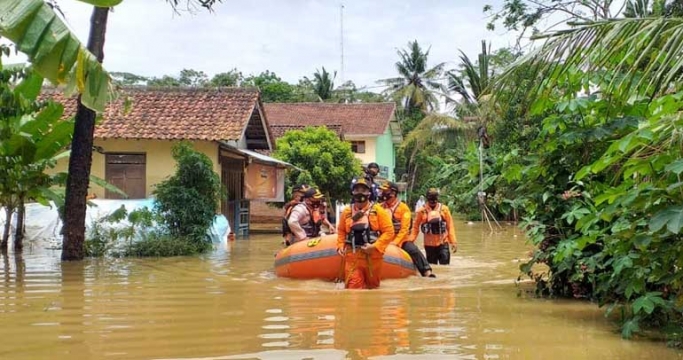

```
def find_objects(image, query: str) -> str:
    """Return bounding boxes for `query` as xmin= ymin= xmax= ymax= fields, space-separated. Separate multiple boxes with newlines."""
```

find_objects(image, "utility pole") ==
xmin=340 ymin=3 xmax=345 ymax=85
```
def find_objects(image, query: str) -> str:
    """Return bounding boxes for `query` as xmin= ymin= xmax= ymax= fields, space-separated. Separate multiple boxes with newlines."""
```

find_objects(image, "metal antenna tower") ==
xmin=340 ymin=3 xmax=345 ymax=85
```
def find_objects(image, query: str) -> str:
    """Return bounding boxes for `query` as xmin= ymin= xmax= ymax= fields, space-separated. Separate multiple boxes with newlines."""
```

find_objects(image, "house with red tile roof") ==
xmin=46 ymin=87 xmax=291 ymax=236
xmin=263 ymin=102 xmax=402 ymax=180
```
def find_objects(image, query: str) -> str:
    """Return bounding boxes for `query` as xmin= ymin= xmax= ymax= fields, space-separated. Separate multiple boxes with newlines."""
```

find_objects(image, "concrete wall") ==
xmin=346 ymin=136 xmax=377 ymax=165
xmin=374 ymin=128 xmax=396 ymax=181
xmin=48 ymin=139 xmax=219 ymax=199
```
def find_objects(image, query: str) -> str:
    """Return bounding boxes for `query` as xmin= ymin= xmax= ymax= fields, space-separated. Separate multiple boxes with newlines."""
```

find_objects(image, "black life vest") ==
xmin=345 ymin=204 xmax=379 ymax=247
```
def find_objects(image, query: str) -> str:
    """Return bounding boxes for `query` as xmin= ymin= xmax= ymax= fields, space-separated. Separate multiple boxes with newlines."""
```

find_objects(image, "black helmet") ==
xmin=379 ymin=181 xmax=399 ymax=193
xmin=350 ymin=177 xmax=371 ymax=191
xmin=303 ymin=188 xmax=324 ymax=200
xmin=426 ymin=188 xmax=439 ymax=200
xmin=292 ymin=184 xmax=309 ymax=193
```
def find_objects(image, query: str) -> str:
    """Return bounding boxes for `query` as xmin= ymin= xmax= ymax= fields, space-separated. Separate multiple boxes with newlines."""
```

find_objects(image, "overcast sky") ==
xmin=8 ymin=1 xmax=529 ymax=91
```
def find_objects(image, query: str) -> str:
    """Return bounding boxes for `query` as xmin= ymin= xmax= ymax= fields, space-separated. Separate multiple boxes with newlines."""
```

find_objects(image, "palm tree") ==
xmin=495 ymin=2 xmax=683 ymax=101
xmin=445 ymin=40 xmax=498 ymax=122
xmin=447 ymin=40 xmax=493 ymax=106
xmin=309 ymin=67 xmax=336 ymax=101
xmin=379 ymin=40 xmax=445 ymax=112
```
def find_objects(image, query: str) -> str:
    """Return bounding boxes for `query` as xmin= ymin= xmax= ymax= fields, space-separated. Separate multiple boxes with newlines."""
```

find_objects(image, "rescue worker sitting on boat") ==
xmin=281 ymin=184 xmax=310 ymax=245
xmin=285 ymin=187 xmax=325 ymax=245
xmin=379 ymin=181 xmax=435 ymax=278
xmin=408 ymin=188 xmax=458 ymax=265
xmin=337 ymin=177 xmax=395 ymax=289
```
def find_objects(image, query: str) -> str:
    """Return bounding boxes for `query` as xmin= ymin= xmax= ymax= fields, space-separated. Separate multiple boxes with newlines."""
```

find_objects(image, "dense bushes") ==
xmin=428 ymin=65 xmax=683 ymax=341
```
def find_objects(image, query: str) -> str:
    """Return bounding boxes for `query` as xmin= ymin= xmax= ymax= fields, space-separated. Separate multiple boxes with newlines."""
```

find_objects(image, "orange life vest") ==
xmin=421 ymin=204 xmax=446 ymax=235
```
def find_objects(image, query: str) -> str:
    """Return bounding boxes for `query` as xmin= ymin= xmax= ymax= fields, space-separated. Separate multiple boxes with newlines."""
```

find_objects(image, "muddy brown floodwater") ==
xmin=1 ymin=222 xmax=681 ymax=359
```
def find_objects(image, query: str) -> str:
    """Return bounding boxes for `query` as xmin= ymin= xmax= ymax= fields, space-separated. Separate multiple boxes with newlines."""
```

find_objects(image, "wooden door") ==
xmin=105 ymin=153 xmax=146 ymax=199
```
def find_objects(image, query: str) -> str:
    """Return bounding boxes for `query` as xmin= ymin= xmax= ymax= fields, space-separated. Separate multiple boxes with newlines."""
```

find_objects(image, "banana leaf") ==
xmin=0 ymin=0 xmax=119 ymax=112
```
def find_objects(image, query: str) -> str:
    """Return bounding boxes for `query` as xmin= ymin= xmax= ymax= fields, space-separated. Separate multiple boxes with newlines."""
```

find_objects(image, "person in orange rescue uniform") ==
xmin=379 ymin=181 xmax=435 ymax=277
xmin=409 ymin=188 xmax=457 ymax=265
xmin=337 ymin=177 xmax=395 ymax=289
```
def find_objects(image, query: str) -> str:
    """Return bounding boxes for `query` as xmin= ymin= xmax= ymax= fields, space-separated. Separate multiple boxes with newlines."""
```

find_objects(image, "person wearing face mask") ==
xmin=337 ymin=177 xmax=395 ymax=289
xmin=379 ymin=181 xmax=435 ymax=278
xmin=285 ymin=187 xmax=325 ymax=245
xmin=282 ymin=184 xmax=310 ymax=245
xmin=409 ymin=188 xmax=457 ymax=265
xmin=349 ymin=163 xmax=381 ymax=202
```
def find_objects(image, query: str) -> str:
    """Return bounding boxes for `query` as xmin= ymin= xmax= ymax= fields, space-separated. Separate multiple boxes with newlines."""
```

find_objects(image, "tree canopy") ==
xmin=273 ymin=126 xmax=361 ymax=202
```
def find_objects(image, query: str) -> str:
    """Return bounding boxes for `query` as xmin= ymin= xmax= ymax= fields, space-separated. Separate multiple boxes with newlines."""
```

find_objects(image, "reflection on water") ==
xmin=1 ymin=222 xmax=682 ymax=360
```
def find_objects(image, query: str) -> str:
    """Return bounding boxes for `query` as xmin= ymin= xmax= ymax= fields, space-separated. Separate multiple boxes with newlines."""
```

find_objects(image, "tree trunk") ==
xmin=14 ymin=197 xmax=24 ymax=252
xmin=1 ymin=206 xmax=13 ymax=253
xmin=61 ymin=7 xmax=110 ymax=261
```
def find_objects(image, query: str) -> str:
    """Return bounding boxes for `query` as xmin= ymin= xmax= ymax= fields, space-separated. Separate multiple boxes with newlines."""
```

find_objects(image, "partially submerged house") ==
xmin=263 ymin=102 xmax=402 ymax=180
xmin=47 ymin=87 xmax=293 ymax=236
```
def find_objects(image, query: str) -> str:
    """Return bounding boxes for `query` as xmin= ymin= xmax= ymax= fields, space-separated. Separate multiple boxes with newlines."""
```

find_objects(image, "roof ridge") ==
xmin=266 ymin=102 xmax=395 ymax=106
xmin=120 ymin=86 xmax=259 ymax=93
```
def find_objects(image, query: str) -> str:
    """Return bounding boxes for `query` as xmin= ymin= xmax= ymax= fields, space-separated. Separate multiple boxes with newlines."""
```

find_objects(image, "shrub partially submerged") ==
xmin=85 ymin=142 xmax=222 ymax=257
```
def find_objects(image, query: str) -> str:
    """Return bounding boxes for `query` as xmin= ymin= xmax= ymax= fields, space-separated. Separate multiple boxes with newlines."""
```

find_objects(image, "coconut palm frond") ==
xmin=401 ymin=114 xmax=476 ymax=150
xmin=495 ymin=17 xmax=683 ymax=103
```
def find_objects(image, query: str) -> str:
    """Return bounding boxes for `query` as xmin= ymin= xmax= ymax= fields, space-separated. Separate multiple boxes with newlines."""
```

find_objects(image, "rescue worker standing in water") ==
xmin=409 ymin=188 xmax=457 ymax=265
xmin=379 ymin=181 xmax=435 ymax=277
xmin=286 ymin=188 xmax=325 ymax=245
xmin=337 ymin=178 xmax=395 ymax=289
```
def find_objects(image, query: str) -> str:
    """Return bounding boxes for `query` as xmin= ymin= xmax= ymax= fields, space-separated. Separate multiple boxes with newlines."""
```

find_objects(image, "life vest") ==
xmin=282 ymin=203 xmax=321 ymax=238
xmin=301 ymin=208 xmax=322 ymax=238
xmin=384 ymin=200 xmax=407 ymax=234
xmin=420 ymin=204 xmax=446 ymax=235
xmin=345 ymin=204 xmax=379 ymax=247
xmin=281 ymin=203 xmax=297 ymax=236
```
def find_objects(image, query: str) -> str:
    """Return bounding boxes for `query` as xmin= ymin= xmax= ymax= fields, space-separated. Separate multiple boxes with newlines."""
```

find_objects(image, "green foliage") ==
xmin=84 ymin=204 xmax=210 ymax=257
xmin=307 ymin=67 xmax=335 ymax=101
xmin=85 ymin=142 xmax=221 ymax=258
xmin=273 ymin=126 xmax=361 ymax=202
xmin=153 ymin=142 xmax=222 ymax=245
xmin=0 ymin=65 xmax=74 ymax=248
xmin=378 ymin=40 xmax=445 ymax=112
xmin=210 ymin=69 xmax=243 ymax=87
xmin=0 ymin=0 xmax=114 ymax=112
xmin=110 ymin=72 xmax=148 ymax=86
xmin=242 ymin=70 xmax=309 ymax=102
xmin=499 ymin=64 xmax=683 ymax=340
xmin=123 ymin=234 xmax=211 ymax=257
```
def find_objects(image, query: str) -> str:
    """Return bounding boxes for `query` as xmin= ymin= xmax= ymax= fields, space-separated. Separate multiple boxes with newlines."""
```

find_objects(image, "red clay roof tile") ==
xmin=43 ymin=87 xmax=260 ymax=141
xmin=263 ymin=102 xmax=396 ymax=136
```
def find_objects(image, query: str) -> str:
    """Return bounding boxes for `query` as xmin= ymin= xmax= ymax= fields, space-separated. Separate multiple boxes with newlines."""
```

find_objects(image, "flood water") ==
xmin=1 ymin=222 xmax=681 ymax=360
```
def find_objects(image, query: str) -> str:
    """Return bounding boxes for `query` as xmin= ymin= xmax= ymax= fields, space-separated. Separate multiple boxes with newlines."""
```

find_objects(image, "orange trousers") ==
xmin=344 ymin=247 xmax=383 ymax=289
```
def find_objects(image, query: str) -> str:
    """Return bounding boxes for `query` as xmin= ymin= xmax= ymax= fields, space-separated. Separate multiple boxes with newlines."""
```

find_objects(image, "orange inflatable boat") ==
xmin=274 ymin=234 xmax=417 ymax=280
